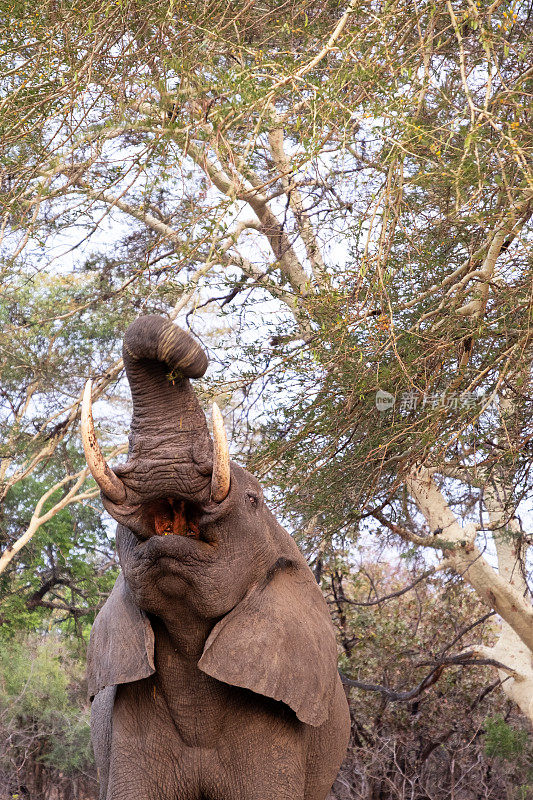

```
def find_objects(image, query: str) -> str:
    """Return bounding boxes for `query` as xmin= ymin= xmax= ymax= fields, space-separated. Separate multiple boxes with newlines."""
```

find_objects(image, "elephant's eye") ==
xmin=247 ymin=492 xmax=259 ymax=508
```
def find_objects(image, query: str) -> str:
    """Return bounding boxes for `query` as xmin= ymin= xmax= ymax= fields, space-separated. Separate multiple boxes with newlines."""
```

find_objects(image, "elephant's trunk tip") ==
xmin=123 ymin=316 xmax=208 ymax=380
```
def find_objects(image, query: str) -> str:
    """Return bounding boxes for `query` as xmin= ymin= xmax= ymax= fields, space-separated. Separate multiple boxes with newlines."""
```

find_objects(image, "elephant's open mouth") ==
xmin=141 ymin=497 xmax=204 ymax=539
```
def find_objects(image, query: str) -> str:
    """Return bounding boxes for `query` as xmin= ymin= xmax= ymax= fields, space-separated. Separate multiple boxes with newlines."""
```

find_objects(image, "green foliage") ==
xmin=0 ymin=452 xmax=118 ymax=640
xmin=484 ymin=715 xmax=529 ymax=760
xmin=483 ymin=716 xmax=533 ymax=798
xmin=0 ymin=634 xmax=96 ymax=797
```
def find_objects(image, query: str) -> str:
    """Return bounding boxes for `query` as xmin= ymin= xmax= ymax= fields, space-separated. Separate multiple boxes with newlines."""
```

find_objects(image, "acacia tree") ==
xmin=1 ymin=0 xmax=532 ymax=719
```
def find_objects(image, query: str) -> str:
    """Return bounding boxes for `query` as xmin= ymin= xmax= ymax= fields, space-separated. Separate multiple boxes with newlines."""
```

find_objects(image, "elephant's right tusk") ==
xmin=210 ymin=402 xmax=230 ymax=503
xmin=81 ymin=380 xmax=127 ymax=504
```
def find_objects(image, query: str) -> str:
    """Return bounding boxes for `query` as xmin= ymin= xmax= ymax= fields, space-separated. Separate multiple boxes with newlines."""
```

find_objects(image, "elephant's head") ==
xmin=84 ymin=316 xmax=338 ymax=727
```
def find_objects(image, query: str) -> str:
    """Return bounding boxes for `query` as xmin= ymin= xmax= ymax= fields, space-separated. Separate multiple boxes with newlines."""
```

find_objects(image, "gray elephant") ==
xmin=82 ymin=315 xmax=350 ymax=800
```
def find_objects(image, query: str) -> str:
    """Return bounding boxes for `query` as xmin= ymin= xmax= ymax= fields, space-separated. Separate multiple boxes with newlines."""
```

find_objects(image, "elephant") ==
xmin=82 ymin=315 xmax=350 ymax=800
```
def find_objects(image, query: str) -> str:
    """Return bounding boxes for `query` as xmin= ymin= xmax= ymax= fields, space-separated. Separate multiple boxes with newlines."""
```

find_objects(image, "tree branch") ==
xmin=340 ymin=654 xmax=511 ymax=703
xmin=328 ymin=564 xmax=444 ymax=607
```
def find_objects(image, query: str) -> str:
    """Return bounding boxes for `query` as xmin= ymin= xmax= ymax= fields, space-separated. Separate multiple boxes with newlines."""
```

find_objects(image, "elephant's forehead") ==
xmin=127 ymin=430 xmax=212 ymax=460
xmin=118 ymin=460 xmax=211 ymax=499
xmin=230 ymin=463 xmax=263 ymax=494
xmin=118 ymin=456 xmax=206 ymax=473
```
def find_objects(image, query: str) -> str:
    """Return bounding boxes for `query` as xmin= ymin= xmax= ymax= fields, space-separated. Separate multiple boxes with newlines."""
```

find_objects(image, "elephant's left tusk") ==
xmin=81 ymin=380 xmax=127 ymax=504
xmin=210 ymin=402 xmax=230 ymax=503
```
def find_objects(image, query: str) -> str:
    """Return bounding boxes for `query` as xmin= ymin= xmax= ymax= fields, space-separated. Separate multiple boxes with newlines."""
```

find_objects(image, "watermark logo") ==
xmin=375 ymin=389 xmax=395 ymax=412
xmin=399 ymin=390 xmax=486 ymax=411
xmin=375 ymin=389 xmax=488 ymax=413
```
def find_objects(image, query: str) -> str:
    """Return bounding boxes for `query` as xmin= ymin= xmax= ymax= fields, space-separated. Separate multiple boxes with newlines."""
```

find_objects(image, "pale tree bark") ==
xmin=0 ymin=468 xmax=97 ymax=575
xmin=406 ymin=428 xmax=533 ymax=723
xmin=267 ymin=108 xmax=330 ymax=290
xmin=477 ymin=472 xmax=533 ymax=722
xmin=0 ymin=368 xmax=125 ymax=572
xmin=0 ymin=440 xmax=126 ymax=575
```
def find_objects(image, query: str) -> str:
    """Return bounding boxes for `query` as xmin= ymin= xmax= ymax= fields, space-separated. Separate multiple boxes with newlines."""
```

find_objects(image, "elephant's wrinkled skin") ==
xmin=85 ymin=316 xmax=350 ymax=800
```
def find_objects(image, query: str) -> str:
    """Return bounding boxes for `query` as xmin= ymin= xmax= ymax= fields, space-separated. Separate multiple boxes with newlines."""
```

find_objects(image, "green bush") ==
xmin=0 ymin=634 xmax=96 ymax=798
xmin=484 ymin=716 xmax=529 ymax=760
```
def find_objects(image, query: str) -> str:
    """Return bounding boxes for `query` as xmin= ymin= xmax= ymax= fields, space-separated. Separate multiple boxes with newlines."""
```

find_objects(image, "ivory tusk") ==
xmin=210 ymin=402 xmax=230 ymax=503
xmin=81 ymin=380 xmax=127 ymax=504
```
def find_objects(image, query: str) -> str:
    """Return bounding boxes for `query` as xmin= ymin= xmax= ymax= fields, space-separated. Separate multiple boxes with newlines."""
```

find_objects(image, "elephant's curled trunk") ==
xmin=123 ymin=315 xmax=208 ymax=443
xmin=123 ymin=315 xmax=208 ymax=381
xmin=82 ymin=316 xmax=230 ymax=507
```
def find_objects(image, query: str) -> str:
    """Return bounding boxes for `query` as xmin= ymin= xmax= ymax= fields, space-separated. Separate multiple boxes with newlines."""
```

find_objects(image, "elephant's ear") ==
xmin=87 ymin=573 xmax=155 ymax=700
xmin=198 ymin=563 xmax=338 ymax=727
